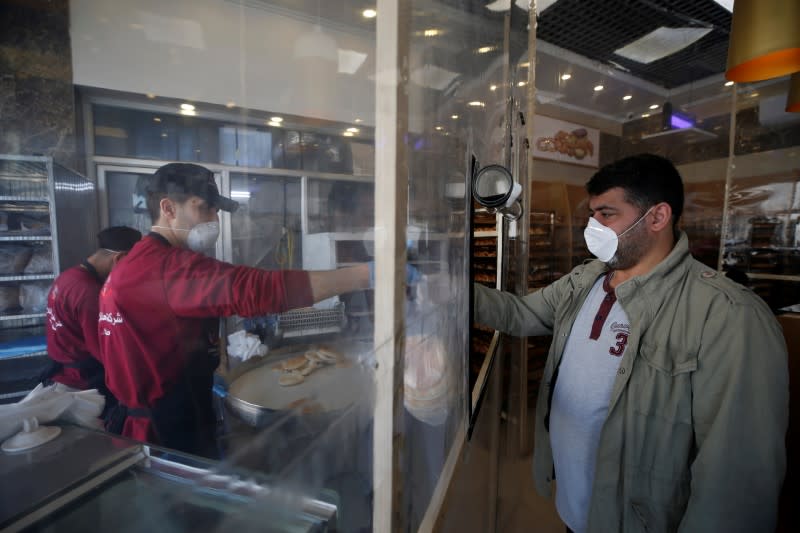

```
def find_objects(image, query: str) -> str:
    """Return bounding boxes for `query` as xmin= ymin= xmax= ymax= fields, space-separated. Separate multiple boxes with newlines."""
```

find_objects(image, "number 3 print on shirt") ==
xmin=609 ymin=332 xmax=628 ymax=356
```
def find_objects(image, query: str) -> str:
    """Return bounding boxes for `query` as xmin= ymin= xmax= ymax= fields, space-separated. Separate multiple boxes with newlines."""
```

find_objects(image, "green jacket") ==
xmin=475 ymin=232 xmax=788 ymax=532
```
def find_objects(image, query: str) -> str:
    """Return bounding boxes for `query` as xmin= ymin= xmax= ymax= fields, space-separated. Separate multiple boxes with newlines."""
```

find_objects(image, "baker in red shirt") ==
xmin=45 ymin=226 xmax=141 ymax=399
xmin=100 ymin=162 xmax=369 ymax=458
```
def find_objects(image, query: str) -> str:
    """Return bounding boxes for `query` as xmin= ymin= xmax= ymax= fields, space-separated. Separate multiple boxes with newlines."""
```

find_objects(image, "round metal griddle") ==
xmin=222 ymin=343 xmax=371 ymax=428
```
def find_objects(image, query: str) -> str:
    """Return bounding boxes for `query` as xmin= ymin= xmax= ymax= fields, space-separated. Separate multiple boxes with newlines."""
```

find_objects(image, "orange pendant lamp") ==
xmin=725 ymin=0 xmax=800 ymax=83
xmin=787 ymin=72 xmax=800 ymax=112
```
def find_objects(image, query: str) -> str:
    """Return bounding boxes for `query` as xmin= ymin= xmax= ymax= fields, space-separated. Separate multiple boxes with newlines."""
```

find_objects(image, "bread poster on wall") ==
xmin=533 ymin=115 xmax=600 ymax=168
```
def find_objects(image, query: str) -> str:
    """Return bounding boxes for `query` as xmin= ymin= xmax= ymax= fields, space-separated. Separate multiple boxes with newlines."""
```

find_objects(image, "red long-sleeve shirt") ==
xmin=98 ymin=233 xmax=313 ymax=444
xmin=46 ymin=265 xmax=103 ymax=389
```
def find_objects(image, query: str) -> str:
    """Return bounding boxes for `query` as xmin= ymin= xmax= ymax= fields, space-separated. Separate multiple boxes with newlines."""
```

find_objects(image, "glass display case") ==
xmin=1 ymin=425 xmax=338 ymax=532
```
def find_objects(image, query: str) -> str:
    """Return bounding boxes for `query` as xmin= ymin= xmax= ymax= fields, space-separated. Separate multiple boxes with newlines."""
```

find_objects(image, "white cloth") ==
xmin=227 ymin=330 xmax=268 ymax=362
xmin=550 ymin=276 xmax=629 ymax=533
xmin=0 ymin=383 xmax=104 ymax=442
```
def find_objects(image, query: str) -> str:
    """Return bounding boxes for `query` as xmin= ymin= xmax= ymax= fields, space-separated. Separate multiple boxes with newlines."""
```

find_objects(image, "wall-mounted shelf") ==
xmin=0 ymin=274 xmax=55 ymax=282
xmin=0 ymin=235 xmax=52 ymax=241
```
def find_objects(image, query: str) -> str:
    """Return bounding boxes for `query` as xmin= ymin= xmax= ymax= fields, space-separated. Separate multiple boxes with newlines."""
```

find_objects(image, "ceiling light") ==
xmin=161 ymin=133 xmax=168 ymax=137
xmin=649 ymin=104 xmax=659 ymax=109
xmin=641 ymin=113 xmax=650 ymax=118
xmin=410 ymin=64 xmax=459 ymax=90
xmin=343 ymin=131 xmax=354 ymax=137
xmin=614 ymin=27 xmax=713 ymax=64
xmin=338 ymin=48 xmax=368 ymax=74
xmin=477 ymin=46 xmax=495 ymax=54
xmin=517 ymin=81 xmax=526 ymax=86
xmin=435 ymin=126 xmax=444 ymax=131
xmin=354 ymin=118 xmax=362 ymax=123
xmin=623 ymin=95 xmax=633 ymax=100
xmin=468 ymin=101 xmax=485 ymax=107
xmin=267 ymin=120 xmax=282 ymax=127
xmin=451 ymin=114 xmax=459 ymax=119
xmin=270 ymin=116 xmax=284 ymax=123
xmin=226 ymin=102 xmax=236 ymax=108
xmin=153 ymin=117 xmax=161 ymax=122
xmin=180 ymin=103 xmax=195 ymax=111
xmin=594 ymin=85 xmax=604 ymax=91
xmin=490 ymin=84 xmax=497 ymax=91
xmin=725 ymin=0 xmax=800 ymax=82
xmin=724 ymin=80 xmax=734 ymax=87
xmin=712 ymin=0 xmax=733 ymax=11
xmin=180 ymin=109 xmax=196 ymax=116
xmin=347 ymin=127 xmax=360 ymax=133
xmin=146 ymin=93 xmax=156 ymax=99
xmin=750 ymin=92 xmax=760 ymax=98
xmin=231 ymin=190 xmax=251 ymax=199
xmin=560 ymin=73 xmax=571 ymax=81
xmin=520 ymin=62 xmax=530 ymax=68
xmin=362 ymin=8 xmax=376 ymax=18
xmin=423 ymin=29 xmax=441 ymax=37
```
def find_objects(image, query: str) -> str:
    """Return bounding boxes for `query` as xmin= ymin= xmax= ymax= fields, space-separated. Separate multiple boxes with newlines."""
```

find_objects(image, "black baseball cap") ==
xmin=148 ymin=163 xmax=239 ymax=213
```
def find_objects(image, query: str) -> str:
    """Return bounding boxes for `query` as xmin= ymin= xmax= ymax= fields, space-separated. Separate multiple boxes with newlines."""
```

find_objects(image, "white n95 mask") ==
xmin=186 ymin=221 xmax=220 ymax=252
xmin=153 ymin=221 xmax=220 ymax=252
xmin=583 ymin=207 xmax=653 ymax=263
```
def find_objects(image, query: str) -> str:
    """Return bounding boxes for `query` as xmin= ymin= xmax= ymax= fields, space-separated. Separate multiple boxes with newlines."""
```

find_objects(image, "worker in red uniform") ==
xmin=100 ymin=163 xmax=370 ymax=458
xmin=45 ymin=226 xmax=141 ymax=399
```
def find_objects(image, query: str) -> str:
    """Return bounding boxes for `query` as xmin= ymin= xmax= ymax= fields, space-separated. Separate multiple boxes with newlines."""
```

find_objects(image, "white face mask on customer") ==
xmin=153 ymin=221 xmax=220 ymax=252
xmin=583 ymin=207 xmax=653 ymax=263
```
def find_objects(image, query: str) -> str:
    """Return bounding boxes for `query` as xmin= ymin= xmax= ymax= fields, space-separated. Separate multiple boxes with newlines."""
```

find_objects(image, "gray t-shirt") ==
xmin=550 ymin=274 xmax=630 ymax=533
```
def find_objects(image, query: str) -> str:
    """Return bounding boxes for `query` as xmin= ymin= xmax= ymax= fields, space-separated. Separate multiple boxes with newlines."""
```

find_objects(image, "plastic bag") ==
xmin=19 ymin=282 xmax=50 ymax=312
xmin=404 ymin=335 xmax=451 ymax=425
xmin=0 ymin=286 xmax=20 ymax=312
xmin=18 ymin=214 xmax=50 ymax=234
xmin=23 ymin=244 xmax=53 ymax=274
xmin=0 ymin=246 xmax=33 ymax=274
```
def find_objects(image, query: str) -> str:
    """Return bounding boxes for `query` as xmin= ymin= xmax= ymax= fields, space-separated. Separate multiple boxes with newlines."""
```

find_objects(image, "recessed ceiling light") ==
xmin=180 ymin=103 xmax=195 ymax=111
xmin=153 ymin=117 xmax=161 ymax=122
xmin=712 ymin=0 xmax=733 ymax=12
xmin=594 ymin=85 xmax=604 ymax=91
xmin=226 ymin=102 xmax=236 ymax=108
xmin=641 ymin=113 xmax=650 ymax=118
xmin=270 ymin=116 xmax=283 ymax=123
xmin=750 ymin=92 xmax=760 ymax=97
xmin=451 ymin=114 xmax=459 ymax=119
xmin=490 ymin=84 xmax=497 ymax=91
xmin=477 ymin=46 xmax=495 ymax=54
xmin=180 ymin=109 xmax=196 ymax=116
xmin=347 ymin=127 xmax=360 ymax=133
xmin=267 ymin=120 xmax=282 ymax=127
xmin=362 ymin=8 xmax=377 ymax=18
xmin=161 ymin=133 xmax=168 ymax=138
xmin=613 ymin=26 xmax=712 ymax=64
xmin=343 ymin=131 xmax=354 ymax=137
xmin=518 ymin=81 xmax=526 ymax=86
xmin=468 ymin=101 xmax=485 ymax=107
xmin=649 ymin=104 xmax=659 ymax=110
xmin=435 ymin=126 xmax=444 ymax=131
xmin=146 ymin=93 xmax=156 ymax=99
xmin=560 ymin=73 xmax=571 ymax=81
xmin=724 ymin=80 xmax=735 ymax=87
xmin=623 ymin=95 xmax=633 ymax=100
xmin=354 ymin=118 xmax=363 ymax=123
xmin=423 ymin=28 xmax=440 ymax=37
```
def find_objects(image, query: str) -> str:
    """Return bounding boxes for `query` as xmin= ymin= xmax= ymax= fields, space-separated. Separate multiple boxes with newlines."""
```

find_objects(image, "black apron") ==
xmin=105 ymin=338 xmax=221 ymax=459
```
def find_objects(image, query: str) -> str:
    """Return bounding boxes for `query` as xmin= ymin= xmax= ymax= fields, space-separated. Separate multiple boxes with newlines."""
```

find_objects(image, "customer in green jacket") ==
xmin=475 ymin=153 xmax=788 ymax=533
